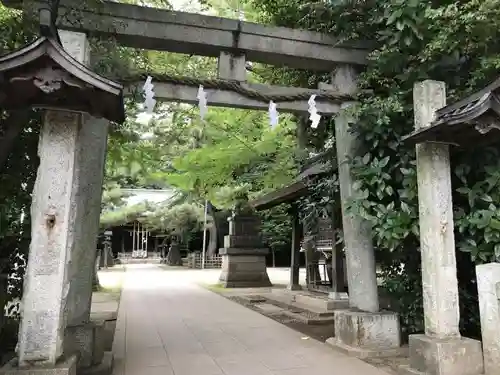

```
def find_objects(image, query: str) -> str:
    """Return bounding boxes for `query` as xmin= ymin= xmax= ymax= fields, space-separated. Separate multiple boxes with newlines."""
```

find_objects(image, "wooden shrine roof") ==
xmin=251 ymin=153 xmax=334 ymax=211
xmin=404 ymin=79 xmax=500 ymax=147
xmin=0 ymin=36 xmax=125 ymax=123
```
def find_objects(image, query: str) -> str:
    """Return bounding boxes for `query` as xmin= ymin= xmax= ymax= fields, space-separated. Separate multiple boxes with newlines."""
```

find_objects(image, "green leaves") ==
xmin=454 ymin=155 xmax=500 ymax=264
xmin=381 ymin=0 xmax=425 ymax=47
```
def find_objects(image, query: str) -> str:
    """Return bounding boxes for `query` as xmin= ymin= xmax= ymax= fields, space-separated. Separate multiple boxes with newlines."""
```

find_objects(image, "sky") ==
xmin=122 ymin=188 xmax=177 ymax=207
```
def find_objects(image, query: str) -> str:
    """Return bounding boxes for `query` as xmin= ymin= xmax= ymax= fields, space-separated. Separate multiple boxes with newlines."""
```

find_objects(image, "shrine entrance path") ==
xmin=112 ymin=264 xmax=390 ymax=375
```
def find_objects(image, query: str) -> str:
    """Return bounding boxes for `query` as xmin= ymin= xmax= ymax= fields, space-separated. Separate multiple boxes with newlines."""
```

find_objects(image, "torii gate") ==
xmin=0 ymin=1 xmax=402 ymax=374
xmin=3 ymin=0 xmax=372 ymax=113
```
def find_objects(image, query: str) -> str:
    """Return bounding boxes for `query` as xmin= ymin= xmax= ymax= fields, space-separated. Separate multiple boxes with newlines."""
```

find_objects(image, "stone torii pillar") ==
xmin=402 ymin=80 xmax=483 ymax=375
xmin=326 ymin=64 xmax=402 ymax=357
xmin=0 ymin=30 xmax=123 ymax=375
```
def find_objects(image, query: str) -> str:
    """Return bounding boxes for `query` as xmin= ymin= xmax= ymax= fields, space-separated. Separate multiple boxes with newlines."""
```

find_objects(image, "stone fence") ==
xmin=186 ymin=252 xmax=222 ymax=269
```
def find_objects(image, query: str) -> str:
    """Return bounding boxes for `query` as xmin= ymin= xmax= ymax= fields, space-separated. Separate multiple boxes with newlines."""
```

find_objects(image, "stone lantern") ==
xmin=0 ymin=36 xmax=125 ymax=123
xmin=218 ymin=198 xmax=272 ymax=288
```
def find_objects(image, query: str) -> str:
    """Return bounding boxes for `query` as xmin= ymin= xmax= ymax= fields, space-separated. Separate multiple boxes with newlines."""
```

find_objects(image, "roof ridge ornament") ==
xmin=38 ymin=1 xmax=62 ymax=45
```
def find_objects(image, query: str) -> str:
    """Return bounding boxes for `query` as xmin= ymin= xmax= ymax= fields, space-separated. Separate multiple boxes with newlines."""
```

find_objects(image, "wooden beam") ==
xmin=2 ymin=0 xmax=372 ymax=71
xmin=126 ymin=81 xmax=344 ymax=114
xmin=251 ymin=181 xmax=308 ymax=211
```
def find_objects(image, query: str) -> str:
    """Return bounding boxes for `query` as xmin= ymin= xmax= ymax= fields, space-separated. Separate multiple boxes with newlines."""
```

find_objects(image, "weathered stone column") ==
xmin=16 ymin=110 xmax=78 ymax=367
xmin=402 ymin=80 xmax=483 ymax=375
xmin=55 ymin=30 xmax=110 ymax=370
xmin=327 ymin=65 xmax=401 ymax=358
xmin=14 ymin=30 xmax=110 ymax=372
xmin=476 ymin=263 xmax=500 ymax=375
xmin=333 ymin=66 xmax=378 ymax=312
xmin=287 ymin=204 xmax=301 ymax=290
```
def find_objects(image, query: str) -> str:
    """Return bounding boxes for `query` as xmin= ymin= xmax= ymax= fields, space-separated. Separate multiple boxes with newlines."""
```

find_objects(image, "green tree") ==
xmin=248 ymin=0 xmax=500 ymax=338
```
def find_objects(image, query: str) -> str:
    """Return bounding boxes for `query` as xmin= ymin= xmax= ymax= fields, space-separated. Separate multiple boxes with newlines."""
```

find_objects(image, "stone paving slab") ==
xmin=112 ymin=265 xmax=390 ymax=375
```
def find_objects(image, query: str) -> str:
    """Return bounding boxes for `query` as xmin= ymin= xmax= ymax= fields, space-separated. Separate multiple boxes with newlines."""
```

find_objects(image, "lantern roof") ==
xmin=0 ymin=36 xmax=125 ymax=124
xmin=403 ymin=79 xmax=500 ymax=147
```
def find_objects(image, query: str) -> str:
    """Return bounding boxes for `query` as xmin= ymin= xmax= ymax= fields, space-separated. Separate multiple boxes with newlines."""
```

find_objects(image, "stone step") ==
xmin=240 ymin=295 xmax=267 ymax=303
xmin=263 ymin=291 xmax=347 ymax=317
xmin=254 ymin=303 xmax=285 ymax=314
xmin=281 ymin=309 xmax=335 ymax=326
xmin=251 ymin=301 xmax=333 ymax=326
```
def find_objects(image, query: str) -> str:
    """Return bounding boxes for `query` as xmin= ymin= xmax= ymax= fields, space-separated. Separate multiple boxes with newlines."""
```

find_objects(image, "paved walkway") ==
xmin=112 ymin=265 xmax=390 ymax=375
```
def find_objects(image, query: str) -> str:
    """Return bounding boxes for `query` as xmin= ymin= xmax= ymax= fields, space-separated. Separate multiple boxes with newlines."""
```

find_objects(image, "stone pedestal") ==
xmin=326 ymin=310 xmax=403 ymax=358
xmin=219 ymin=248 xmax=271 ymax=288
xmin=0 ymin=356 xmax=77 ymax=375
xmin=476 ymin=263 xmax=500 ymax=375
xmin=218 ymin=212 xmax=271 ymax=288
xmin=400 ymin=335 xmax=483 ymax=375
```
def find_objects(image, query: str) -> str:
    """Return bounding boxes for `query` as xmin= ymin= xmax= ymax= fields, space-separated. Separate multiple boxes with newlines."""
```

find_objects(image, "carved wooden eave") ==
xmin=403 ymin=83 xmax=500 ymax=147
xmin=0 ymin=37 xmax=125 ymax=124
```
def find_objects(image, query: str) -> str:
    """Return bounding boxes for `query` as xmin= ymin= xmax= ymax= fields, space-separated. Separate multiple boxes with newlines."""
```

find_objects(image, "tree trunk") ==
xmin=166 ymin=242 xmax=182 ymax=266
xmin=272 ymin=249 xmax=276 ymax=267
xmin=207 ymin=202 xmax=218 ymax=256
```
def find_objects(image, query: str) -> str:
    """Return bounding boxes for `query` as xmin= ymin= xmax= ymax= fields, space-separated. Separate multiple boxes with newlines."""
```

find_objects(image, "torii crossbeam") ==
xmin=2 ymin=0 xmax=372 ymax=70
xmin=2 ymin=0 xmax=373 ymax=114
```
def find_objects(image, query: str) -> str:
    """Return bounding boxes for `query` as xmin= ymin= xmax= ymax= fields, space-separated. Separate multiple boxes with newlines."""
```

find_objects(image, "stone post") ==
xmin=287 ymin=204 xmax=301 ymax=290
xmin=332 ymin=66 xmax=379 ymax=313
xmin=327 ymin=65 xmax=401 ymax=358
xmin=16 ymin=110 xmax=77 ymax=367
xmin=414 ymin=80 xmax=460 ymax=338
xmin=218 ymin=212 xmax=271 ymax=288
xmin=57 ymin=30 xmax=110 ymax=370
xmin=218 ymin=52 xmax=246 ymax=82
xmin=476 ymin=263 xmax=500 ymax=375
xmin=402 ymin=80 xmax=483 ymax=375
xmin=13 ymin=30 xmax=110 ymax=372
